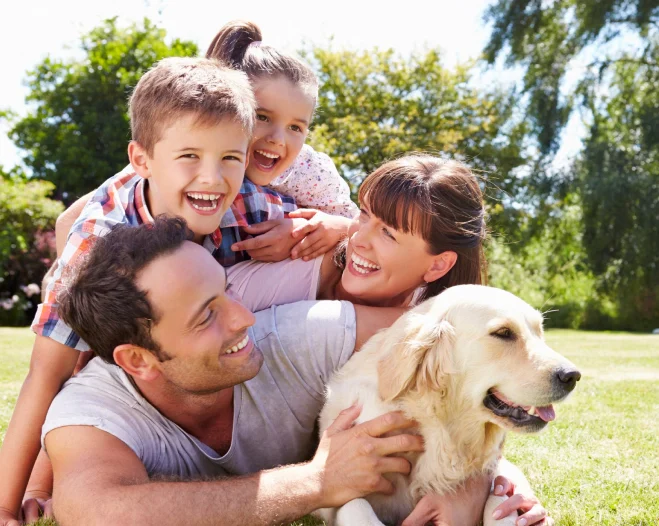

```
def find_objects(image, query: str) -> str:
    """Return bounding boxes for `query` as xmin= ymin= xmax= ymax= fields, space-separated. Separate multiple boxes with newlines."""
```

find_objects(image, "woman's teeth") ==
xmin=225 ymin=334 xmax=249 ymax=354
xmin=351 ymin=253 xmax=381 ymax=274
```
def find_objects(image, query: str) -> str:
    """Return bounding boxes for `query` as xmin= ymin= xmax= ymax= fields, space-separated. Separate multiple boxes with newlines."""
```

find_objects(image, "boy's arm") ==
xmin=46 ymin=408 xmax=422 ymax=526
xmin=0 ymin=337 xmax=79 ymax=523
xmin=55 ymin=192 xmax=93 ymax=256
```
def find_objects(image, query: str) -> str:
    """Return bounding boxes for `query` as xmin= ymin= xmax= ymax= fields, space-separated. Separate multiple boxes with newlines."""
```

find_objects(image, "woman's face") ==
xmin=340 ymin=201 xmax=452 ymax=307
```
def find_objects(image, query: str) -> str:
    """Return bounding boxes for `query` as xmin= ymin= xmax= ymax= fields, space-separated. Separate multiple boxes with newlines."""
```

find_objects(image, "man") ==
xmin=41 ymin=217 xmax=527 ymax=525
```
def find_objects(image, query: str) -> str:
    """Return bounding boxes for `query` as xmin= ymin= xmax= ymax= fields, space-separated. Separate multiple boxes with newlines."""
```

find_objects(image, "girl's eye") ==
xmin=290 ymin=124 xmax=303 ymax=133
xmin=256 ymin=114 xmax=269 ymax=122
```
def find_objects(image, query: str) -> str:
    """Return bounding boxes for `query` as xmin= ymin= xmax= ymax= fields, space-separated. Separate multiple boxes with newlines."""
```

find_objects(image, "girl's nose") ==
xmin=266 ymin=126 xmax=285 ymax=147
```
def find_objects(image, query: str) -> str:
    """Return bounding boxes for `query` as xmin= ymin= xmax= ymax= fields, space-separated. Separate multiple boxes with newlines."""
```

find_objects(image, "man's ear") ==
xmin=127 ymin=141 xmax=152 ymax=180
xmin=113 ymin=344 xmax=161 ymax=382
xmin=423 ymin=251 xmax=458 ymax=284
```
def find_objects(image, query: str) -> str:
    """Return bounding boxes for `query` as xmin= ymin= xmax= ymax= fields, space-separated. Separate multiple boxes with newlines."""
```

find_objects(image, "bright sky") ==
xmin=0 ymin=0 xmax=583 ymax=171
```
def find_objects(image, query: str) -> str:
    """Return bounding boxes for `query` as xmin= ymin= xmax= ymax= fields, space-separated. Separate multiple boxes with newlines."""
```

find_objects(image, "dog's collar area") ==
xmin=483 ymin=389 xmax=555 ymax=429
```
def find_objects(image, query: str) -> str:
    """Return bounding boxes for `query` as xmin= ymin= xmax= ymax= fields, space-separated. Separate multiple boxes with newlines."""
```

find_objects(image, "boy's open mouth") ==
xmin=185 ymin=192 xmax=223 ymax=214
xmin=252 ymin=149 xmax=281 ymax=172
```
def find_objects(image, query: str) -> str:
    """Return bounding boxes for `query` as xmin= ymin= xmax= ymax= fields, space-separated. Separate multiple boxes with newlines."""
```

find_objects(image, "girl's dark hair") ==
xmin=206 ymin=20 xmax=318 ymax=101
xmin=355 ymin=155 xmax=487 ymax=303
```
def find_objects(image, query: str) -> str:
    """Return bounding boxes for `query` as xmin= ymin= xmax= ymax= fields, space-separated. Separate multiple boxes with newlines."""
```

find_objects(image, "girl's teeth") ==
xmin=256 ymin=150 xmax=280 ymax=159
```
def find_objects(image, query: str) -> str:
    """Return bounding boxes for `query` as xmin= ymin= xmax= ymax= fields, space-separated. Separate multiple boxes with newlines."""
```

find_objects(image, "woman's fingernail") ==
xmin=492 ymin=510 xmax=501 ymax=520
xmin=494 ymin=484 xmax=504 ymax=495
xmin=518 ymin=519 xmax=527 ymax=526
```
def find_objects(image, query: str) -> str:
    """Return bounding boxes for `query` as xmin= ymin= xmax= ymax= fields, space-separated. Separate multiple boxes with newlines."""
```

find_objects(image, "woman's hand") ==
xmin=289 ymin=209 xmax=351 ymax=260
xmin=491 ymin=475 xmax=552 ymax=526
xmin=19 ymin=490 xmax=53 ymax=525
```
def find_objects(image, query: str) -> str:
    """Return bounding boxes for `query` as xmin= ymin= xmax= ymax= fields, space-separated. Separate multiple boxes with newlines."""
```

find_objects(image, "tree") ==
xmin=303 ymin=46 xmax=530 ymax=238
xmin=485 ymin=0 xmax=659 ymax=329
xmin=7 ymin=18 xmax=197 ymax=201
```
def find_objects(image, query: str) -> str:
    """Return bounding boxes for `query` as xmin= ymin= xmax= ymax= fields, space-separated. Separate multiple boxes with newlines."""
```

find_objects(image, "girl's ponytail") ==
xmin=206 ymin=20 xmax=263 ymax=68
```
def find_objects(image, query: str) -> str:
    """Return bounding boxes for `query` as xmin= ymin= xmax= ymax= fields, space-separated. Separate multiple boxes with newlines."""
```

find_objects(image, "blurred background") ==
xmin=1 ymin=0 xmax=657 ymax=331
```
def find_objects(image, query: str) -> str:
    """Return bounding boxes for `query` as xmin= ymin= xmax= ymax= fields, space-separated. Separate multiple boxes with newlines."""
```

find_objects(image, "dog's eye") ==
xmin=492 ymin=327 xmax=515 ymax=340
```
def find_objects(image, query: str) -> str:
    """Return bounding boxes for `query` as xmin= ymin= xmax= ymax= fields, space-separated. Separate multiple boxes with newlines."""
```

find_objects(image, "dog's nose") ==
xmin=554 ymin=367 xmax=581 ymax=393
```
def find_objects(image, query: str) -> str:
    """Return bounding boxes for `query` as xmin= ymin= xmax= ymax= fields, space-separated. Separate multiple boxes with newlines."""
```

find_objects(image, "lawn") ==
xmin=1 ymin=328 xmax=657 ymax=525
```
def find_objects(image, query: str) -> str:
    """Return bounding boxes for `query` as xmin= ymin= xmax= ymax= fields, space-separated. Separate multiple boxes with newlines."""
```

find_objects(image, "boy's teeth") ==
xmin=187 ymin=193 xmax=222 ymax=200
xmin=225 ymin=334 xmax=249 ymax=354
xmin=351 ymin=253 xmax=381 ymax=270
xmin=256 ymin=150 xmax=280 ymax=159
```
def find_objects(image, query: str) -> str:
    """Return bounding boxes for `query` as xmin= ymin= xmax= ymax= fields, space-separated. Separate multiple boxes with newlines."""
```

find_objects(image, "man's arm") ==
xmin=47 ymin=407 xmax=423 ymax=526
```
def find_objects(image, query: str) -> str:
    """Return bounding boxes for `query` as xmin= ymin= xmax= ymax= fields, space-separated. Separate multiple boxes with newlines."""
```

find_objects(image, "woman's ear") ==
xmin=113 ymin=344 xmax=161 ymax=382
xmin=423 ymin=251 xmax=458 ymax=284
xmin=127 ymin=141 xmax=152 ymax=180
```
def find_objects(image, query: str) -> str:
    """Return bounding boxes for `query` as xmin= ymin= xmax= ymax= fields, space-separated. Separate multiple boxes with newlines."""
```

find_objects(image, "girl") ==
xmin=207 ymin=20 xmax=359 ymax=261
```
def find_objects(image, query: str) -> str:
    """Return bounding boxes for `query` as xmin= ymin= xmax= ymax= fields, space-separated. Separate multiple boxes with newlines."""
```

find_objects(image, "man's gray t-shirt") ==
xmin=42 ymin=300 xmax=356 ymax=478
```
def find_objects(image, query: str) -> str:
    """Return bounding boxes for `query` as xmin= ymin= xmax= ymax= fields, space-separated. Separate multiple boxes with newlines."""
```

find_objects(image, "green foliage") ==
xmin=0 ymin=172 xmax=63 ymax=325
xmin=303 ymin=46 xmax=530 ymax=237
xmin=7 ymin=18 xmax=197 ymax=200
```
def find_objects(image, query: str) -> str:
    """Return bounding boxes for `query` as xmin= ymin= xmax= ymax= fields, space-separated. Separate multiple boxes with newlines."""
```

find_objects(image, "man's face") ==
xmin=141 ymin=114 xmax=249 ymax=242
xmin=136 ymin=241 xmax=261 ymax=394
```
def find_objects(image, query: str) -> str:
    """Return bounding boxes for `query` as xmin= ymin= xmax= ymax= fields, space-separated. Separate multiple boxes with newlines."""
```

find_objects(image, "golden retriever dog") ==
xmin=316 ymin=285 xmax=580 ymax=526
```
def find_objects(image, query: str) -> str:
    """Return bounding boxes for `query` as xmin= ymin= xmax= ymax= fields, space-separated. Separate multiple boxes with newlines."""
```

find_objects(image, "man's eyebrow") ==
xmin=187 ymin=296 xmax=217 ymax=329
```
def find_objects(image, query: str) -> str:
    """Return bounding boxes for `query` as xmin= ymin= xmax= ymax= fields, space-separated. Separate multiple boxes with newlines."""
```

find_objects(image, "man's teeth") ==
xmin=351 ymin=253 xmax=381 ymax=274
xmin=225 ymin=334 xmax=249 ymax=354
xmin=255 ymin=150 xmax=280 ymax=159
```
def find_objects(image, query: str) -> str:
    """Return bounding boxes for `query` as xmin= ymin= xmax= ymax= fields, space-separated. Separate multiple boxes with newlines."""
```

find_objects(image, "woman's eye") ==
xmin=382 ymin=228 xmax=396 ymax=240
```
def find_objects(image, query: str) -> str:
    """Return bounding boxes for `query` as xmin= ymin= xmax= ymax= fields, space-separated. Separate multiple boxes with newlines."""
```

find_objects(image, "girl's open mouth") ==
xmin=252 ymin=149 xmax=281 ymax=172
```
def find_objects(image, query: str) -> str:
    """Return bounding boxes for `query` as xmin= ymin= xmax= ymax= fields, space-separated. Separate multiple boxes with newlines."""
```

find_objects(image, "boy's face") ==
xmin=131 ymin=113 xmax=249 ymax=242
xmin=246 ymin=76 xmax=316 ymax=187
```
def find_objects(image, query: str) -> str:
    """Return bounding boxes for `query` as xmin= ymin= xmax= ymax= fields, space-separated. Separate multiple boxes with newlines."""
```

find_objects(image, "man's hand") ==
xmin=289 ymin=209 xmax=351 ymax=261
xmin=491 ymin=475 xmax=552 ymax=526
xmin=0 ymin=508 xmax=20 ymax=526
xmin=231 ymin=218 xmax=309 ymax=262
xmin=310 ymin=405 xmax=424 ymax=509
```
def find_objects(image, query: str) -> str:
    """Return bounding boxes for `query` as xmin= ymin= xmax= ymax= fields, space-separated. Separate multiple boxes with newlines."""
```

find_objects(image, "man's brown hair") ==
xmin=58 ymin=217 xmax=194 ymax=365
xmin=129 ymin=57 xmax=256 ymax=156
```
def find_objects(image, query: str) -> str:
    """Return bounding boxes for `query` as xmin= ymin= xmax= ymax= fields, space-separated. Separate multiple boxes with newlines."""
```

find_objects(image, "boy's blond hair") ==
xmin=129 ymin=57 xmax=255 ymax=155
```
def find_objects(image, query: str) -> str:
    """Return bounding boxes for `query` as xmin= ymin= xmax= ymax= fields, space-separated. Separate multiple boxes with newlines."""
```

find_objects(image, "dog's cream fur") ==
xmin=316 ymin=285 xmax=578 ymax=526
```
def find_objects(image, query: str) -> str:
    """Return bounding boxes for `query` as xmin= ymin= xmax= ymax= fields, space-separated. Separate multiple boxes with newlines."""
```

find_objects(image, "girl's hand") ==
xmin=231 ymin=218 xmax=308 ymax=262
xmin=491 ymin=475 xmax=552 ymax=526
xmin=289 ymin=209 xmax=351 ymax=260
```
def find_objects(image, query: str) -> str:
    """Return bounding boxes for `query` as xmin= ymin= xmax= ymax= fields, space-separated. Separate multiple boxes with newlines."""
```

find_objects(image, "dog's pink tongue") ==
xmin=535 ymin=405 xmax=555 ymax=422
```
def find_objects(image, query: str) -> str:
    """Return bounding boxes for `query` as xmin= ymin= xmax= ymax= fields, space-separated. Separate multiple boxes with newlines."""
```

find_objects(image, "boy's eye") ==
xmin=180 ymin=153 xmax=198 ymax=159
xmin=382 ymin=227 xmax=396 ymax=241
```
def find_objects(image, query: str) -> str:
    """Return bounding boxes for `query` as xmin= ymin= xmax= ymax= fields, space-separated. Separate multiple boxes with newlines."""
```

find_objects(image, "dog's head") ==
xmin=377 ymin=285 xmax=580 ymax=433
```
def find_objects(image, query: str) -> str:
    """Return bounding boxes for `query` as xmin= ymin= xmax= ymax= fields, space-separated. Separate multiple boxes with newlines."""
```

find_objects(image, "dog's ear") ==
xmin=378 ymin=314 xmax=455 ymax=401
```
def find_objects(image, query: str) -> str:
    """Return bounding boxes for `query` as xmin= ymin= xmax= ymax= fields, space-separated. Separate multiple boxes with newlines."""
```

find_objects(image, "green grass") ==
xmin=1 ymin=328 xmax=657 ymax=525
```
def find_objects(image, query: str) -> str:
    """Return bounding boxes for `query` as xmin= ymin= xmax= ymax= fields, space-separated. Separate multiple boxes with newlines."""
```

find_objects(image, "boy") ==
xmin=0 ymin=57 xmax=270 ymax=524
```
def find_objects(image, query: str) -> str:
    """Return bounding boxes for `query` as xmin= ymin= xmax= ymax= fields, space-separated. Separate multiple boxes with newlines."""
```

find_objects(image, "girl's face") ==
xmin=246 ymin=76 xmax=316 ymax=186
xmin=340 ymin=201 xmax=455 ymax=307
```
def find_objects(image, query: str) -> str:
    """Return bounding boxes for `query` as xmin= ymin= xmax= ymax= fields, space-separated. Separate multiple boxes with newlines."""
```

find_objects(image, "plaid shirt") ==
xmin=32 ymin=165 xmax=296 ymax=351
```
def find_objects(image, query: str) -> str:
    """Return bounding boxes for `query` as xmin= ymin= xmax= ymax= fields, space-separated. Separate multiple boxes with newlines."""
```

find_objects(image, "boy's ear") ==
xmin=113 ymin=343 xmax=161 ymax=382
xmin=423 ymin=251 xmax=458 ymax=284
xmin=128 ymin=141 xmax=152 ymax=180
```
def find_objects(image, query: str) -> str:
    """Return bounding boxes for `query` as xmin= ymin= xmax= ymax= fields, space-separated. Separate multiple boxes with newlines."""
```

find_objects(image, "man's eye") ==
xmin=199 ymin=310 xmax=214 ymax=327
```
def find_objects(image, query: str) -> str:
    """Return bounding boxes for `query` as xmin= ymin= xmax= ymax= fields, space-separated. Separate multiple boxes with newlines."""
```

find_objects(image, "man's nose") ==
xmin=228 ymin=294 xmax=256 ymax=331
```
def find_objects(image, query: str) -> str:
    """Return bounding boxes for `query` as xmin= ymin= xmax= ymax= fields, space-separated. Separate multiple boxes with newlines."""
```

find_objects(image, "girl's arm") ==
xmin=0 ymin=337 xmax=79 ymax=523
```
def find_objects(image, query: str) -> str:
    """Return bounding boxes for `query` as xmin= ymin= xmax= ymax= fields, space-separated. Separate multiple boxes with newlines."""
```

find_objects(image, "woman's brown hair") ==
xmin=206 ymin=20 xmax=318 ymax=102
xmin=357 ymin=155 xmax=487 ymax=302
